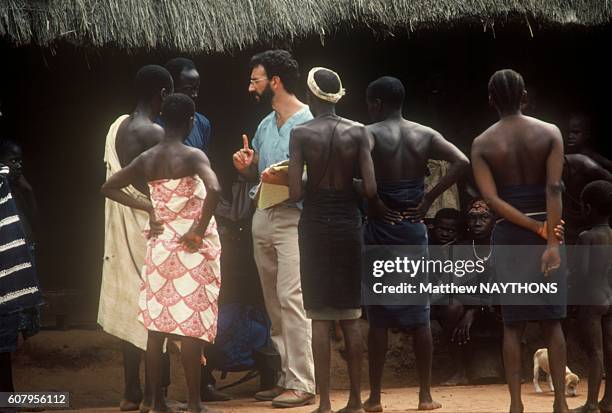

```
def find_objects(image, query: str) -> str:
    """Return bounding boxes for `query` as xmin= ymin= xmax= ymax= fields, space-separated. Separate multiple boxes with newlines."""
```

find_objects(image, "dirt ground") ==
xmin=12 ymin=326 xmax=595 ymax=412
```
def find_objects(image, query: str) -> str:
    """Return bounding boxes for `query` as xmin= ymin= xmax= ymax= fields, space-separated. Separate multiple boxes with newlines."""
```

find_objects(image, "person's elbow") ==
xmin=205 ymin=183 xmax=222 ymax=205
xmin=100 ymin=182 xmax=111 ymax=198
xmin=289 ymin=185 xmax=302 ymax=203
xmin=208 ymin=182 xmax=222 ymax=197
xmin=546 ymin=181 xmax=563 ymax=197
xmin=481 ymin=193 xmax=499 ymax=210
xmin=453 ymin=153 xmax=470 ymax=174
xmin=363 ymin=180 xmax=378 ymax=200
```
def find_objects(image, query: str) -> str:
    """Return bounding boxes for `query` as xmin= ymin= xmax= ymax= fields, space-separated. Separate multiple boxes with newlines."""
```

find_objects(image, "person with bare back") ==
xmin=289 ymin=67 xmax=379 ymax=413
xmin=102 ymin=94 xmax=222 ymax=413
xmin=363 ymin=76 xmax=469 ymax=412
xmin=98 ymin=64 xmax=171 ymax=411
xmin=471 ymin=69 xmax=568 ymax=413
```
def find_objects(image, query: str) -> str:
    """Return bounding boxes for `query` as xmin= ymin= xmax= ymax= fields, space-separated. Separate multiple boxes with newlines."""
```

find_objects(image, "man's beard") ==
xmin=253 ymin=84 xmax=274 ymax=107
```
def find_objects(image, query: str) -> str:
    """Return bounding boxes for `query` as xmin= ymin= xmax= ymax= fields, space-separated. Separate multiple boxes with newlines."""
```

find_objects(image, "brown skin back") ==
xmin=115 ymin=116 xmax=164 ymax=194
xmin=473 ymin=115 xmax=558 ymax=187
xmin=291 ymin=115 xmax=366 ymax=192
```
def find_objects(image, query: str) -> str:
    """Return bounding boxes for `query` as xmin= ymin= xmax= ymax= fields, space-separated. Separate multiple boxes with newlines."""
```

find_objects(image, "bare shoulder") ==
xmin=472 ymin=133 xmax=491 ymax=153
xmin=472 ymin=122 xmax=501 ymax=150
xmin=576 ymin=227 xmax=612 ymax=245
xmin=524 ymin=116 xmax=562 ymax=137
xmin=343 ymin=120 xmax=367 ymax=141
xmin=577 ymin=229 xmax=595 ymax=245
xmin=292 ymin=117 xmax=319 ymax=132
xmin=365 ymin=121 xmax=384 ymax=136
xmin=566 ymin=153 xmax=597 ymax=169
xmin=185 ymin=146 xmax=210 ymax=165
xmin=472 ymin=130 xmax=489 ymax=146
xmin=402 ymin=121 xmax=446 ymax=147
xmin=343 ymin=117 xmax=365 ymax=132
xmin=341 ymin=116 xmax=364 ymax=127
xmin=133 ymin=122 xmax=164 ymax=146
xmin=290 ymin=119 xmax=318 ymax=141
xmin=404 ymin=120 xmax=438 ymax=137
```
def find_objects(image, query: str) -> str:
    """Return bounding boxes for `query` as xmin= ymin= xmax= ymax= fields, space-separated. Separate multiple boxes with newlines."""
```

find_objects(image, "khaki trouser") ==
xmin=252 ymin=205 xmax=315 ymax=394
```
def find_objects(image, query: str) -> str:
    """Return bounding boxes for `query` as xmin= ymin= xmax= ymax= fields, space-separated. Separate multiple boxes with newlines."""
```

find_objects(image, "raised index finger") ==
xmin=242 ymin=134 xmax=250 ymax=150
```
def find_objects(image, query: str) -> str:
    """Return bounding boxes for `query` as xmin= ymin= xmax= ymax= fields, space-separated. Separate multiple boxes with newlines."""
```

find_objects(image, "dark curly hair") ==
xmin=582 ymin=180 xmax=612 ymax=215
xmin=135 ymin=64 xmax=173 ymax=100
xmin=0 ymin=138 xmax=20 ymax=158
xmin=367 ymin=76 xmax=405 ymax=110
xmin=165 ymin=57 xmax=197 ymax=83
xmin=161 ymin=93 xmax=195 ymax=129
xmin=434 ymin=208 xmax=462 ymax=224
xmin=250 ymin=50 xmax=299 ymax=94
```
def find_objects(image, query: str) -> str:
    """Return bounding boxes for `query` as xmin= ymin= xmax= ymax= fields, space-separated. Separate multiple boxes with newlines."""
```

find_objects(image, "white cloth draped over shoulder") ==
xmin=98 ymin=114 xmax=149 ymax=350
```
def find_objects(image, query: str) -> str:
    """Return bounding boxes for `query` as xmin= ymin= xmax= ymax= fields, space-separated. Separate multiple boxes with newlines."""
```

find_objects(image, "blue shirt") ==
xmin=252 ymin=106 xmax=313 ymax=175
xmin=156 ymin=112 xmax=212 ymax=154
xmin=250 ymin=106 xmax=313 ymax=206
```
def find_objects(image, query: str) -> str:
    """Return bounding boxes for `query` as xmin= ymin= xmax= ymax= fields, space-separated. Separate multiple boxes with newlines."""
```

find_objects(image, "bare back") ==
xmin=367 ymin=119 xmax=430 ymax=181
xmin=474 ymin=115 xmax=558 ymax=187
xmin=367 ymin=118 xmax=465 ymax=182
xmin=138 ymin=142 xmax=206 ymax=184
xmin=115 ymin=115 xmax=164 ymax=193
xmin=116 ymin=116 xmax=164 ymax=167
xmin=563 ymin=154 xmax=612 ymax=227
xmin=292 ymin=115 xmax=364 ymax=192
xmin=564 ymin=154 xmax=612 ymax=201
xmin=577 ymin=226 xmax=612 ymax=298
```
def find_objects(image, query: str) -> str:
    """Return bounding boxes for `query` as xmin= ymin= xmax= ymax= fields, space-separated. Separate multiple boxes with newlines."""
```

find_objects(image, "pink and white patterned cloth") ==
xmin=138 ymin=176 xmax=221 ymax=342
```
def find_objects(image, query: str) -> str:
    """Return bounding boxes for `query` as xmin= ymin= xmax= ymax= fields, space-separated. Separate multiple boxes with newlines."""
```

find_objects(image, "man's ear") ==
xmin=521 ymin=90 xmax=529 ymax=108
xmin=160 ymin=87 xmax=170 ymax=100
xmin=186 ymin=115 xmax=195 ymax=131
xmin=270 ymin=75 xmax=282 ymax=91
xmin=375 ymin=98 xmax=382 ymax=112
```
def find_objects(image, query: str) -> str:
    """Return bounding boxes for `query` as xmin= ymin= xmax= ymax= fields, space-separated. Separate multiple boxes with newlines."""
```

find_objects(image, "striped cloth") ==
xmin=0 ymin=165 xmax=42 ymax=313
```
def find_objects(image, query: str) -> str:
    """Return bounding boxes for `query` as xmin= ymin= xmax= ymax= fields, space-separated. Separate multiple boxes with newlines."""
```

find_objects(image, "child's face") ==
xmin=0 ymin=146 xmax=22 ymax=178
xmin=567 ymin=117 xmax=590 ymax=152
xmin=434 ymin=218 xmax=459 ymax=244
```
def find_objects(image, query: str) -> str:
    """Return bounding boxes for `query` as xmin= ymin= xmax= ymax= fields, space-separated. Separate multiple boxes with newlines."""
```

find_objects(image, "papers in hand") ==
xmin=256 ymin=160 xmax=290 ymax=209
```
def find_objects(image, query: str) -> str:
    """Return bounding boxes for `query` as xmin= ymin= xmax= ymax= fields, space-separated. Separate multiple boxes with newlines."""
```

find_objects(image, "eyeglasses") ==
xmin=249 ymin=77 xmax=268 ymax=85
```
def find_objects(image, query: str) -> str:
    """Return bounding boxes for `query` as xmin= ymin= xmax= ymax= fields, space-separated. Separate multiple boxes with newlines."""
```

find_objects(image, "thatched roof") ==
xmin=1 ymin=1 xmax=610 ymax=53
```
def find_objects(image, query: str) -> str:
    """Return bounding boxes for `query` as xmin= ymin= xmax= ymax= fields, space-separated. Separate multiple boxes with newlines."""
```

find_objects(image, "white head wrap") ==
xmin=307 ymin=67 xmax=346 ymax=103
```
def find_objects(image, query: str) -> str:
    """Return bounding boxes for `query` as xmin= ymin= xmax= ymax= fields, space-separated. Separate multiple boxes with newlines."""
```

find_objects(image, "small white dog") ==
xmin=533 ymin=348 xmax=579 ymax=396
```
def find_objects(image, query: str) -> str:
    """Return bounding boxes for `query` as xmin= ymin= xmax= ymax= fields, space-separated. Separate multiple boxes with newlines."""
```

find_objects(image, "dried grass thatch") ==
xmin=1 ymin=0 xmax=610 ymax=53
